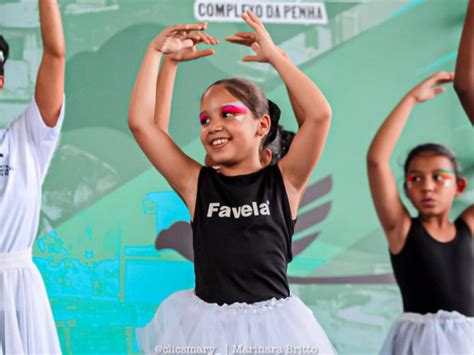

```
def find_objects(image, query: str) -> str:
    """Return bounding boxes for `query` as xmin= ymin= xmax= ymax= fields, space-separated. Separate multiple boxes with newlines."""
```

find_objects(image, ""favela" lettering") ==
xmin=207 ymin=201 xmax=270 ymax=218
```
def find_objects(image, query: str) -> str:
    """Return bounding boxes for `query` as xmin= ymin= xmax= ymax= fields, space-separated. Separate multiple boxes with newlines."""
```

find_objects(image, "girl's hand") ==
xmin=168 ymin=31 xmax=218 ymax=62
xmin=408 ymin=72 xmax=455 ymax=103
xmin=225 ymin=10 xmax=281 ymax=63
xmin=225 ymin=31 xmax=287 ymax=63
xmin=151 ymin=22 xmax=208 ymax=54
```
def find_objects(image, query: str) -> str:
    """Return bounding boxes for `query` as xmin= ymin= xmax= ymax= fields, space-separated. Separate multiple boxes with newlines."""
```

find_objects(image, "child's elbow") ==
xmin=311 ymin=105 xmax=332 ymax=123
xmin=366 ymin=152 xmax=384 ymax=169
xmin=128 ymin=115 xmax=142 ymax=133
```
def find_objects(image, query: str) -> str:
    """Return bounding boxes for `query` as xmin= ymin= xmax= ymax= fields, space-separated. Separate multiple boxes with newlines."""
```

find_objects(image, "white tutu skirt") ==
xmin=0 ymin=250 xmax=61 ymax=355
xmin=137 ymin=289 xmax=336 ymax=355
xmin=380 ymin=310 xmax=474 ymax=355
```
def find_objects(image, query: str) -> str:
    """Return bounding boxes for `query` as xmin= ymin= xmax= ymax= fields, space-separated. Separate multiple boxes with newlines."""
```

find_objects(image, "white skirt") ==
xmin=137 ymin=289 xmax=336 ymax=355
xmin=380 ymin=310 xmax=474 ymax=355
xmin=0 ymin=249 xmax=61 ymax=355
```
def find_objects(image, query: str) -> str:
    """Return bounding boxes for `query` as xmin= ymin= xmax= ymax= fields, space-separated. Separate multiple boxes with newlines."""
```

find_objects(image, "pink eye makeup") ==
xmin=221 ymin=102 xmax=248 ymax=121
xmin=221 ymin=103 xmax=248 ymax=116
xmin=199 ymin=102 xmax=248 ymax=126
xmin=199 ymin=113 xmax=210 ymax=126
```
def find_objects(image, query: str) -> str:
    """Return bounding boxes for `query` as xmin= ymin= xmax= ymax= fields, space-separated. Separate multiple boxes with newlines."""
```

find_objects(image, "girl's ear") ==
xmin=257 ymin=114 xmax=271 ymax=137
xmin=456 ymin=177 xmax=467 ymax=195
xmin=261 ymin=148 xmax=272 ymax=167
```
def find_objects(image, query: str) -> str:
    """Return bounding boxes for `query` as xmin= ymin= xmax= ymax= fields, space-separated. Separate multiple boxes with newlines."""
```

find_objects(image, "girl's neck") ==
xmin=418 ymin=210 xmax=453 ymax=229
xmin=218 ymin=159 xmax=264 ymax=177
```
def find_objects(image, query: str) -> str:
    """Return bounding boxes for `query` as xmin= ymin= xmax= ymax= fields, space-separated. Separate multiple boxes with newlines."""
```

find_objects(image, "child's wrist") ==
xmin=404 ymin=93 xmax=419 ymax=106
xmin=164 ymin=55 xmax=179 ymax=65
xmin=268 ymin=48 xmax=289 ymax=65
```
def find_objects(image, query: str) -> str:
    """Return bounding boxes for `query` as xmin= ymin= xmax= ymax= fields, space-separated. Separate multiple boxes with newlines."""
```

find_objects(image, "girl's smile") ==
xmin=199 ymin=85 xmax=265 ymax=175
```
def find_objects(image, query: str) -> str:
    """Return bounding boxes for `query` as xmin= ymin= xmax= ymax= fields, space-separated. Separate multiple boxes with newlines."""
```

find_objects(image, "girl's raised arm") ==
xmin=128 ymin=24 xmax=208 ymax=214
xmin=454 ymin=0 xmax=474 ymax=125
xmin=234 ymin=11 xmax=331 ymax=202
xmin=35 ymin=0 xmax=65 ymax=127
xmin=155 ymin=32 xmax=217 ymax=134
xmin=367 ymin=72 xmax=454 ymax=253
xmin=224 ymin=33 xmax=306 ymax=129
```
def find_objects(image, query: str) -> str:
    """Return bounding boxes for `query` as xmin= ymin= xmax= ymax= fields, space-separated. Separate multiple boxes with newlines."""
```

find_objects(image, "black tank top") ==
xmin=390 ymin=217 xmax=474 ymax=316
xmin=191 ymin=164 xmax=295 ymax=305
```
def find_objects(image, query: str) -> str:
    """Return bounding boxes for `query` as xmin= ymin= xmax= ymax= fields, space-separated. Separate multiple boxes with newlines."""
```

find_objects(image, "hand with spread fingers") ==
xmin=408 ymin=72 xmax=455 ymax=103
xmin=225 ymin=30 xmax=288 ymax=63
xmin=225 ymin=10 xmax=282 ymax=63
xmin=151 ymin=22 xmax=209 ymax=54
xmin=167 ymin=30 xmax=219 ymax=62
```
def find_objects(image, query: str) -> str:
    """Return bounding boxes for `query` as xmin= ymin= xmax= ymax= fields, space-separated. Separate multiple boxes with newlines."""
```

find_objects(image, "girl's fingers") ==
xmin=431 ymin=77 xmax=455 ymax=87
xmin=246 ymin=10 xmax=264 ymax=28
xmin=201 ymin=32 xmax=219 ymax=45
xmin=193 ymin=48 xmax=216 ymax=58
xmin=235 ymin=32 xmax=255 ymax=38
xmin=430 ymin=71 xmax=455 ymax=83
xmin=185 ymin=31 xmax=218 ymax=45
xmin=225 ymin=37 xmax=252 ymax=46
xmin=170 ymin=22 xmax=207 ymax=33
xmin=243 ymin=55 xmax=262 ymax=62
xmin=195 ymin=32 xmax=210 ymax=44
xmin=433 ymin=87 xmax=446 ymax=96
xmin=241 ymin=12 xmax=258 ymax=30
xmin=419 ymin=72 xmax=454 ymax=90
xmin=251 ymin=42 xmax=261 ymax=53
xmin=186 ymin=32 xmax=202 ymax=43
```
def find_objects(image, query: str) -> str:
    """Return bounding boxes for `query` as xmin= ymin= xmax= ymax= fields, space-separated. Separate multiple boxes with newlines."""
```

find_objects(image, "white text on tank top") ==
xmin=206 ymin=200 xmax=271 ymax=219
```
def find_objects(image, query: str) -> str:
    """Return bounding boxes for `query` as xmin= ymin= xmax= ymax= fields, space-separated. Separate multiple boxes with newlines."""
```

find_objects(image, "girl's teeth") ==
xmin=213 ymin=139 xmax=228 ymax=146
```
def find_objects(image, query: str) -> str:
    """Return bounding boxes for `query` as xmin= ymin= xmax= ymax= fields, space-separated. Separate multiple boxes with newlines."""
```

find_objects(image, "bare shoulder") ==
xmin=460 ymin=205 xmax=474 ymax=236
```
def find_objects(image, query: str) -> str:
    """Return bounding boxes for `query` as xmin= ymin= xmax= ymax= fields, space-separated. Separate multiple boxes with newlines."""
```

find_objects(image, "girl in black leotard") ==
xmin=367 ymin=72 xmax=474 ymax=355
xmin=128 ymin=10 xmax=336 ymax=354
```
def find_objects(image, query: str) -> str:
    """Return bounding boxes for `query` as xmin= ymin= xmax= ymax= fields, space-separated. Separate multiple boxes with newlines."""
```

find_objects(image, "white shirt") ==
xmin=0 ymin=97 xmax=65 ymax=252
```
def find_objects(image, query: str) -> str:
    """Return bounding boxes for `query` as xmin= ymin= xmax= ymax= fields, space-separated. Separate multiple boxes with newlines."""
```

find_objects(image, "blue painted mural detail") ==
xmin=143 ymin=191 xmax=190 ymax=234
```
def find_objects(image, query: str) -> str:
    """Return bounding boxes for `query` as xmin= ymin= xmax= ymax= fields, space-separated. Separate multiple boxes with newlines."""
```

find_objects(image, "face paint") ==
xmin=434 ymin=169 xmax=456 ymax=187
xmin=199 ymin=112 xmax=210 ymax=126
xmin=406 ymin=169 xmax=456 ymax=188
xmin=406 ymin=173 xmax=418 ymax=189
xmin=221 ymin=102 xmax=248 ymax=122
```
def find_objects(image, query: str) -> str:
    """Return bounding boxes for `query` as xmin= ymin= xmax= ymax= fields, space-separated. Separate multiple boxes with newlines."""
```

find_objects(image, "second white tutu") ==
xmin=380 ymin=310 xmax=474 ymax=355
xmin=137 ymin=289 xmax=336 ymax=355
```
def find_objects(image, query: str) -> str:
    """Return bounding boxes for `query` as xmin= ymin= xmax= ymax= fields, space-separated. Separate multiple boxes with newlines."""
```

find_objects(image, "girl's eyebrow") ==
xmin=407 ymin=169 xmax=456 ymax=175
xmin=221 ymin=102 xmax=247 ymax=108
xmin=199 ymin=102 xmax=248 ymax=116
xmin=434 ymin=169 xmax=455 ymax=174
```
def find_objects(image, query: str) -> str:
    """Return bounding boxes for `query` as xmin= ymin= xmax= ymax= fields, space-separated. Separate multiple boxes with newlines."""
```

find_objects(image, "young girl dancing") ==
xmin=148 ymin=30 xmax=294 ymax=172
xmin=0 ymin=0 xmax=65 ymax=353
xmin=129 ymin=10 xmax=335 ymax=354
xmin=367 ymin=72 xmax=473 ymax=354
